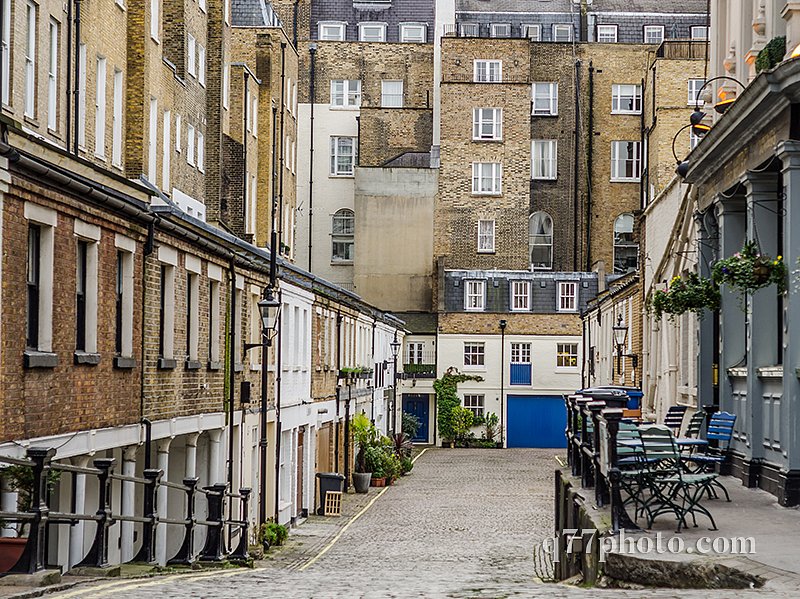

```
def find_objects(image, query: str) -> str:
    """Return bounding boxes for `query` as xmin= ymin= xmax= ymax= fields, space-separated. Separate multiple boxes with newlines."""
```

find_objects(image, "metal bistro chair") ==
xmin=683 ymin=411 xmax=737 ymax=502
xmin=684 ymin=410 xmax=706 ymax=439
xmin=616 ymin=422 xmax=650 ymax=520
xmin=663 ymin=405 xmax=688 ymax=435
xmin=638 ymin=424 xmax=718 ymax=532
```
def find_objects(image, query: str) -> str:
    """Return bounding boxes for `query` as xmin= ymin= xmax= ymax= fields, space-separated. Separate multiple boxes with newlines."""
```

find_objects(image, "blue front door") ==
xmin=402 ymin=394 xmax=429 ymax=442
xmin=507 ymin=395 xmax=567 ymax=448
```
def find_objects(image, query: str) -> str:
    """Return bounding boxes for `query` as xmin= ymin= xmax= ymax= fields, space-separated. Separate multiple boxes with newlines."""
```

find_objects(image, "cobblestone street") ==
xmin=55 ymin=449 xmax=798 ymax=598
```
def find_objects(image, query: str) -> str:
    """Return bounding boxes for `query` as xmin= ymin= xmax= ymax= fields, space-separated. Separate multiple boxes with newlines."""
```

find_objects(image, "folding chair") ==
xmin=683 ymin=411 xmax=737 ymax=501
xmin=638 ymin=424 xmax=718 ymax=532
xmin=663 ymin=405 xmax=688 ymax=435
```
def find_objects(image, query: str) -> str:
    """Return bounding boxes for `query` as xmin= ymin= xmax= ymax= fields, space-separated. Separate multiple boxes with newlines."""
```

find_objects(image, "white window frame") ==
xmin=557 ymin=281 xmax=578 ymax=312
xmin=463 ymin=394 xmax=485 ymax=418
xmin=400 ymin=23 xmax=426 ymax=43
xmin=612 ymin=84 xmax=642 ymax=114
xmin=531 ymin=140 xmax=557 ymax=180
xmin=186 ymin=270 xmax=200 ymax=362
xmin=477 ymin=219 xmax=495 ymax=253
xmin=74 ymin=224 xmax=99 ymax=355
xmin=174 ymin=114 xmax=182 ymax=153
xmin=611 ymin=141 xmax=642 ymax=181
xmin=690 ymin=129 xmax=701 ymax=150
xmin=463 ymin=343 xmax=485 ymax=368
xmin=464 ymin=280 xmax=485 ymax=311
xmin=47 ymin=19 xmax=58 ymax=131
xmin=158 ymin=260 xmax=176 ymax=361
xmin=24 ymin=1 xmax=36 ymax=118
xmin=251 ymin=96 xmax=258 ymax=136
xmin=115 ymin=236 xmax=135 ymax=359
xmin=510 ymin=280 xmax=530 ymax=311
xmin=597 ymin=24 xmax=618 ymax=43
xmin=331 ymin=208 xmax=354 ymax=262
xmin=197 ymin=130 xmax=204 ymax=172
xmin=644 ymin=25 xmax=664 ymax=44
xmin=471 ymin=162 xmax=502 ymax=195
xmin=24 ymin=202 xmax=57 ymax=353
xmin=147 ymin=96 xmax=157 ymax=181
xmin=522 ymin=24 xmax=540 ymax=41
xmin=77 ymin=44 xmax=86 ymax=147
xmin=473 ymin=59 xmax=502 ymax=83
xmin=691 ymin=26 xmax=708 ymax=40
xmin=112 ymin=69 xmax=123 ymax=167
xmin=459 ymin=23 xmax=479 ymax=37
xmin=187 ymin=123 xmax=195 ymax=166
xmin=150 ymin=0 xmax=160 ymax=41
xmin=208 ymin=274 xmax=222 ymax=363
xmin=318 ymin=21 xmax=346 ymax=41
xmin=472 ymin=108 xmax=502 ymax=141
xmin=532 ymin=82 xmax=558 ymax=116
xmin=1 ymin=0 xmax=10 ymax=105
xmin=330 ymin=136 xmax=356 ymax=177
xmin=359 ymin=22 xmax=386 ymax=42
xmin=511 ymin=342 xmax=531 ymax=364
xmin=557 ymin=343 xmax=579 ymax=369
xmin=198 ymin=44 xmax=206 ymax=86
xmin=381 ymin=80 xmax=403 ymax=108
xmin=688 ymin=78 xmax=705 ymax=106
xmin=552 ymin=24 xmax=572 ymax=42
xmin=95 ymin=57 xmax=107 ymax=159
xmin=162 ymin=110 xmax=171 ymax=189
xmin=406 ymin=341 xmax=424 ymax=364
xmin=490 ymin=23 xmax=511 ymax=38
xmin=330 ymin=79 xmax=361 ymax=108
xmin=529 ymin=212 xmax=553 ymax=270
xmin=187 ymin=34 xmax=196 ymax=77
xmin=223 ymin=64 xmax=230 ymax=109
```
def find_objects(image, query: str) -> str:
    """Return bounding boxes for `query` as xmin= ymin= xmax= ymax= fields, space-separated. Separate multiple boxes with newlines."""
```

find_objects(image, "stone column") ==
xmin=155 ymin=438 xmax=172 ymax=566
xmin=68 ymin=456 xmax=91 ymax=569
xmin=185 ymin=433 xmax=200 ymax=479
xmin=120 ymin=446 xmax=138 ymax=563
xmin=743 ymin=171 xmax=780 ymax=468
xmin=695 ymin=209 xmax=717 ymax=410
xmin=208 ymin=429 xmax=223 ymax=485
xmin=777 ymin=141 xmax=800 ymax=504
xmin=714 ymin=192 xmax=747 ymax=414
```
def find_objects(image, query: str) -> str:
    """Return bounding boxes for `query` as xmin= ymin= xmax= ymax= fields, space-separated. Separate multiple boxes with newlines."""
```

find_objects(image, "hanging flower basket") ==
xmin=712 ymin=240 xmax=787 ymax=296
xmin=648 ymin=273 xmax=720 ymax=321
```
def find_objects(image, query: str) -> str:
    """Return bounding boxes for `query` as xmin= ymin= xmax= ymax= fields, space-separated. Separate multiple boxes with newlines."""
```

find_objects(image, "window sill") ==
xmin=472 ymin=138 xmax=503 ymax=142
xmin=471 ymin=192 xmax=502 ymax=197
xmin=329 ymin=174 xmax=355 ymax=178
xmin=611 ymin=111 xmax=642 ymax=116
xmin=331 ymin=261 xmax=354 ymax=265
xmin=532 ymin=177 xmax=557 ymax=181
xmin=208 ymin=360 xmax=223 ymax=371
xmin=463 ymin=366 xmax=486 ymax=372
xmin=24 ymin=351 xmax=58 ymax=369
xmin=23 ymin=115 xmax=40 ymax=128
xmin=185 ymin=359 xmax=202 ymax=370
xmin=114 ymin=355 xmax=137 ymax=369
xmin=532 ymin=113 xmax=558 ymax=117
xmin=329 ymin=106 xmax=360 ymax=111
xmin=250 ymin=364 xmax=262 ymax=372
xmin=610 ymin=178 xmax=641 ymax=183
xmin=157 ymin=357 xmax=177 ymax=370
xmin=234 ymin=362 xmax=244 ymax=373
xmin=464 ymin=308 xmax=485 ymax=312
xmin=74 ymin=351 xmax=101 ymax=366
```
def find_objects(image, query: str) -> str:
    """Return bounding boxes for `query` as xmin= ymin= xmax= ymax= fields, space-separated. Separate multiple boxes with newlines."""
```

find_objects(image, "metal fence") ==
xmin=0 ymin=448 xmax=251 ymax=576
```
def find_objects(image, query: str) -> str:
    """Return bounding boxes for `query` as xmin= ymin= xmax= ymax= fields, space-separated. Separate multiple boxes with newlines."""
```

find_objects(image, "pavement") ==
xmin=2 ymin=448 xmax=798 ymax=598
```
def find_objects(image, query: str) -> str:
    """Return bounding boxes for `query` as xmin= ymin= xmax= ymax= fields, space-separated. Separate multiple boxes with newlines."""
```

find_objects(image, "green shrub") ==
xmin=434 ymin=369 xmax=483 ymax=443
xmin=401 ymin=412 xmax=421 ymax=439
xmin=400 ymin=456 xmax=414 ymax=475
xmin=258 ymin=522 xmax=289 ymax=548
xmin=756 ymin=36 xmax=786 ymax=72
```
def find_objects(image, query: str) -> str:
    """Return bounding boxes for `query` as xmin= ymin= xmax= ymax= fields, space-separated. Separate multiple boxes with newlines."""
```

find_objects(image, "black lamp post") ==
xmin=390 ymin=339 xmax=401 ymax=435
xmin=243 ymin=287 xmax=281 ymax=527
xmin=612 ymin=314 xmax=629 ymax=376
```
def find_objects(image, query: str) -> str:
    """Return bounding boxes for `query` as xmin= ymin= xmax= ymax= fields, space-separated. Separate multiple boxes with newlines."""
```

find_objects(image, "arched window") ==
xmin=613 ymin=213 xmax=638 ymax=274
xmin=529 ymin=212 xmax=553 ymax=270
xmin=331 ymin=209 xmax=354 ymax=262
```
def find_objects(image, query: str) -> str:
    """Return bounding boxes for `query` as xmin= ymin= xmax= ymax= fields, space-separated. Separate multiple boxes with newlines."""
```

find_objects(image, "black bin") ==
xmin=316 ymin=472 xmax=344 ymax=515
xmin=578 ymin=388 xmax=630 ymax=410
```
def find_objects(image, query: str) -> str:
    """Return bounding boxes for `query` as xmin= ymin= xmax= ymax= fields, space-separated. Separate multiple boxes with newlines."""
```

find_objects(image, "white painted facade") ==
xmin=436 ymin=333 xmax=583 ymax=445
xmin=296 ymin=102 xmax=359 ymax=290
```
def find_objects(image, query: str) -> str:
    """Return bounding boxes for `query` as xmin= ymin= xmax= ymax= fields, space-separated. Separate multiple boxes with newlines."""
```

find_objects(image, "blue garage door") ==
xmin=507 ymin=395 xmax=566 ymax=448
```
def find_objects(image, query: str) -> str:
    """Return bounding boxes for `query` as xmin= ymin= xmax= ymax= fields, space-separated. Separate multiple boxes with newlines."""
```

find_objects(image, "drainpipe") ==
xmin=274 ymin=288 xmax=283 ymax=521
xmin=572 ymin=59 xmax=581 ymax=271
xmin=65 ymin=0 xmax=72 ymax=151
xmin=139 ymin=221 xmax=155 ymax=456
xmin=307 ymin=44 xmax=316 ymax=272
xmin=271 ymin=103 xmax=278 ymax=280
xmin=243 ymin=71 xmax=249 ymax=234
xmin=334 ymin=312 xmax=342 ymax=471
xmin=344 ymin=383 xmax=351 ymax=491
xmin=277 ymin=43 xmax=286 ymax=254
xmin=292 ymin=0 xmax=299 ymax=48
xmin=499 ymin=319 xmax=507 ymax=447
xmin=639 ymin=76 xmax=646 ymax=211
xmin=586 ymin=61 xmax=594 ymax=272
xmin=73 ymin=0 xmax=82 ymax=156
xmin=370 ymin=319 xmax=376 ymax=425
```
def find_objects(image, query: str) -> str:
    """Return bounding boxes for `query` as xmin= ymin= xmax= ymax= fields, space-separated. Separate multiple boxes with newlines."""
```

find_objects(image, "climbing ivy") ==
xmin=756 ymin=36 xmax=786 ymax=72
xmin=434 ymin=369 xmax=483 ymax=443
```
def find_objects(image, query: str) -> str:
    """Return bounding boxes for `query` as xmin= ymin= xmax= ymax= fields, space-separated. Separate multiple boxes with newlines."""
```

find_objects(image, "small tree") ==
xmin=351 ymin=412 xmax=376 ymax=473
xmin=434 ymin=368 xmax=483 ymax=444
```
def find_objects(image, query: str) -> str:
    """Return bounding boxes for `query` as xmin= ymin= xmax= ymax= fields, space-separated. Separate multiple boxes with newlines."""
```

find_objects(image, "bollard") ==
xmin=77 ymin=458 xmax=116 ymax=568
xmin=199 ymin=484 xmax=227 ymax=562
xmin=7 ymin=447 xmax=55 ymax=575
xmin=229 ymin=488 xmax=251 ymax=561
xmin=168 ymin=478 xmax=199 ymax=565
xmin=132 ymin=469 xmax=162 ymax=564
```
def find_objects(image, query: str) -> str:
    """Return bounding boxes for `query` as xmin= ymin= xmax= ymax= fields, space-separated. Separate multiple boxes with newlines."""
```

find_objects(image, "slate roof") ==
xmin=456 ymin=0 xmax=574 ymax=12
xmin=231 ymin=0 xmax=282 ymax=27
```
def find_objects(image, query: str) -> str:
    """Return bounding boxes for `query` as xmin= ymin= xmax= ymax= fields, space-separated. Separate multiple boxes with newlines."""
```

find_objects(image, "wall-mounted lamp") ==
xmin=612 ymin=314 xmax=628 ymax=375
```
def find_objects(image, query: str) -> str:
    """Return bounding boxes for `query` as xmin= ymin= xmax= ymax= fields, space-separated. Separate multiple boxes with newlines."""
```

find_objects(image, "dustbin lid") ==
xmin=316 ymin=472 xmax=344 ymax=480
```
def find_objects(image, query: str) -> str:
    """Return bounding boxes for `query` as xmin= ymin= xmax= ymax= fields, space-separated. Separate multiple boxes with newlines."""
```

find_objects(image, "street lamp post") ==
xmin=390 ymin=340 xmax=401 ymax=436
xmin=243 ymin=287 xmax=281 ymax=527
xmin=612 ymin=314 xmax=629 ymax=377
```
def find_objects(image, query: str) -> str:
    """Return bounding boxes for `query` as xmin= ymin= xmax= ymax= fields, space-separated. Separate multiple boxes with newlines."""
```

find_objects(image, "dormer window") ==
xmin=359 ymin=22 xmax=386 ymax=42
xmin=400 ymin=23 xmax=426 ymax=43
xmin=490 ymin=23 xmax=511 ymax=38
xmin=319 ymin=21 xmax=346 ymax=41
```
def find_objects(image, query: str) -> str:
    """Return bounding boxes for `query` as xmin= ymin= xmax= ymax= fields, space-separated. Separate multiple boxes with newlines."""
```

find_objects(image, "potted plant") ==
xmin=483 ymin=412 xmax=500 ymax=447
xmin=351 ymin=413 xmax=374 ymax=493
xmin=712 ymin=240 xmax=787 ymax=300
xmin=0 ymin=464 xmax=60 ymax=572
xmin=648 ymin=273 xmax=720 ymax=321
xmin=365 ymin=447 xmax=386 ymax=487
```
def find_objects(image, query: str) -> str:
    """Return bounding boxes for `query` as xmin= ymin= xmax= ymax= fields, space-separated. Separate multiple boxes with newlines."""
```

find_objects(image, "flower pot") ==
xmin=370 ymin=476 xmax=386 ymax=487
xmin=753 ymin=264 xmax=771 ymax=285
xmin=352 ymin=472 xmax=371 ymax=494
xmin=0 ymin=538 xmax=27 ymax=573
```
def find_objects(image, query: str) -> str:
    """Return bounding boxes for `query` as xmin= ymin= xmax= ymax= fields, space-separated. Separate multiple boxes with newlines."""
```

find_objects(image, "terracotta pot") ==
xmin=0 ymin=538 xmax=27 ymax=573
xmin=370 ymin=477 xmax=386 ymax=487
